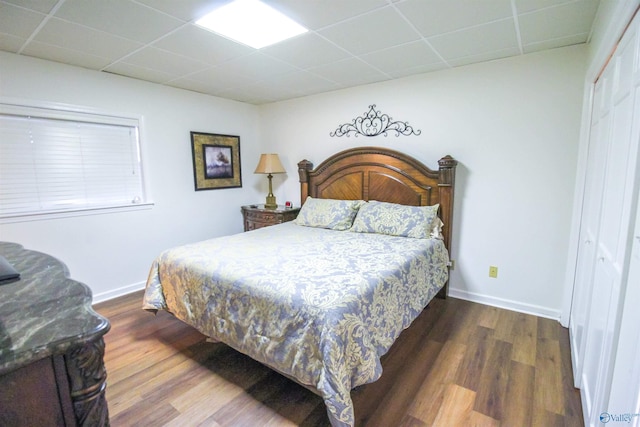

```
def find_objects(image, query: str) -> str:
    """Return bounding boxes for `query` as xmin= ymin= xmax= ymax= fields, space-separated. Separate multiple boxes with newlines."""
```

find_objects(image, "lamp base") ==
xmin=265 ymin=194 xmax=277 ymax=209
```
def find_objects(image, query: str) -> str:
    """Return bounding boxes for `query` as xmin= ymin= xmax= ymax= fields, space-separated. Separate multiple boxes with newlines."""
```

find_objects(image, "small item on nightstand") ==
xmin=285 ymin=201 xmax=293 ymax=209
xmin=250 ymin=204 xmax=258 ymax=208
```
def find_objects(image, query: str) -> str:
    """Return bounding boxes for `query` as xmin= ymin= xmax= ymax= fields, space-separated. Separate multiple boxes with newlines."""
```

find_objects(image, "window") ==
xmin=0 ymin=102 xmax=150 ymax=221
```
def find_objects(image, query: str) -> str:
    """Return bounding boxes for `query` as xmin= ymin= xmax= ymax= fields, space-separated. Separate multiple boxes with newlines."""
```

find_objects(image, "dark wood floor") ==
xmin=94 ymin=291 xmax=583 ymax=426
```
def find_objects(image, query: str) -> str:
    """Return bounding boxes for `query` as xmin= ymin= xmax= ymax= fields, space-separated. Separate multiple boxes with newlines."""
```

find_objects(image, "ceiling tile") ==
xmin=243 ymin=78 xmax=308 ymax=99
xmin=135 ymin=0 xmax=227 ymax=22
xmin=54 ymin=0 xmax=184 ymax=43
xmin=514 ymin=0 xmax=575 ymax=14
xmin=116 ymin=46 xmax=211 ymax=78
xmin=309 ymin=57 xmax=388 ymax=84
xmin=319 ymin=6 xmax=421 ymax=55
xmin=447 ymin=46 xmax=521 ymax=67
xmin=2 ymin=0 xmax=60 ymax=14
xmin=264 ymin=0 xmax=388 ymax=30
xmin=166 ymin=77 xmax=226 ymax=95
xmin=186 ymin=65 xmax=254 ymax=90
xmin=213 ymin=52 xmax=299 ymax=80
xmin=261 ymin=32 xmax=350 ymax=69
xmin=0 ymin=34 xmax=26 ymax=52
xmin=359 ymin=41 xmax=443 ymax=75
xmin=518 ymin=0 xmax=599 ymax=44
xmin=0 ymin=2 xmax=45 ymax=39
xmin=103 ymin=61 xmax=176 ymax=84
xmin=396 ymin=0 xmax=513 ymax=37
xmin=429 ymin=19 xmax=518 ymax=60
xmin=152 ymin=26 xmax=253 ymax=66
xmin=33 ymin=18 xmax=143 ymax=60
xmin=387 ymin=61 xmax=449 ymax=79
xmin=258 ymin=70 xmax=339 ymax=96
xmin=523 ymin=33 xmax=589 ymax=54
xmin=214 ymin=86 xmax=262 ymax=102
xmin=21 ymin=41 xmax=113 ymax=69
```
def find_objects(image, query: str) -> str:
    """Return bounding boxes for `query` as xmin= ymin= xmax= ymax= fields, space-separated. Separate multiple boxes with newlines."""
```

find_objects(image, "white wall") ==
xmin=260 ymin=45 xmax=587 ymax=319
xmin=0 ymin=52 xmax=264 ymax=301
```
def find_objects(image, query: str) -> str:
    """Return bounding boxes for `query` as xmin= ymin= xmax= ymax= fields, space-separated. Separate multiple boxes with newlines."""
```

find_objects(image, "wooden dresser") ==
xmin=241 ymin=204 xmax=300 ymax=231
xmin=0 ymin=242 xmax=110 ymax=426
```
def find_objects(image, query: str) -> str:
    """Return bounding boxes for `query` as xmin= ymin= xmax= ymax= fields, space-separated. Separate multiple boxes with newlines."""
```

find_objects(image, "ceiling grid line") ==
xmin=99 ymin=22 xmax=194 ymax=73
xmin=16 ymin=0 xmax=67 ymax=55
xmin=387 ymin=1 xmax=452 ymax=68
xmin=510 ymin=0 xmax=525 ymax=55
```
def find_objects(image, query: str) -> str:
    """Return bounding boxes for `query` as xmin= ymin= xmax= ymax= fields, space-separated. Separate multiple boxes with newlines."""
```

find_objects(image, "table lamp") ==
xmin=254 ymin=153 xmax=285 ymax=209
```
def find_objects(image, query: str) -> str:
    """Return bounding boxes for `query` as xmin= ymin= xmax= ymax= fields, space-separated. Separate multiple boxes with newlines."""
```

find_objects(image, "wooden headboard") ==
xmin=297 ymin=146 xmax=457 ymax=259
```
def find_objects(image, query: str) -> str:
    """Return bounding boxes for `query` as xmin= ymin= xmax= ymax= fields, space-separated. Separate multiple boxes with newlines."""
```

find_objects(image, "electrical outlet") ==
xmin=489 ymin=266 xmax=498 ymax=278
xmin=449 ymin=259 xmax=455 ymax=270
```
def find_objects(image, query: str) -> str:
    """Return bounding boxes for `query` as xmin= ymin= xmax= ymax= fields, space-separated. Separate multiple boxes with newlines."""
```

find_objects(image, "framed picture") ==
xmin=190 ymin=132 xmax=242 ymax=191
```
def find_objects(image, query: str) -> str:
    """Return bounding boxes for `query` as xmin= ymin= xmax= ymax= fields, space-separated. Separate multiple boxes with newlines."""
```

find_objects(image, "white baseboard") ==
xmin=92 ymin=281 xmax=146 ymax=304
xmin=448 ymin=288 xmax=562 ymax=321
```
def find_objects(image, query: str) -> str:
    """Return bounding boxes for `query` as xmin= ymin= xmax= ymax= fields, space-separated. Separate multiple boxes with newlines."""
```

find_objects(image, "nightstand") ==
xmin=241 ymin=204 xmax=300 ymax=231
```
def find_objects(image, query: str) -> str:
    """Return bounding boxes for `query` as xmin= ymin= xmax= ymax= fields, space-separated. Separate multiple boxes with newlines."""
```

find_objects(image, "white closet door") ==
xmin=607 ymin=181 xmax=640 ymax=423
xmin=606 ymin=16 xmax=640 ymax=420
xmin=578 ymin=14 xmax=640 ymax=425
xmin=569 ymin=69 xmax=611 ymax=389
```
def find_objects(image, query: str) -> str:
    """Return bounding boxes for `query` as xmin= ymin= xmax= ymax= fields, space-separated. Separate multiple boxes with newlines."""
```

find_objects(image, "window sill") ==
xmin=0 ymin=202 xmax=155 ymax=224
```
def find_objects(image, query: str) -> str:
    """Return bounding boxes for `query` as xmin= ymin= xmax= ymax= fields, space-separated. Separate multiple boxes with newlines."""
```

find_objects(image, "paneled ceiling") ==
xmin=0 ymin=0 xmax=600 ymax=105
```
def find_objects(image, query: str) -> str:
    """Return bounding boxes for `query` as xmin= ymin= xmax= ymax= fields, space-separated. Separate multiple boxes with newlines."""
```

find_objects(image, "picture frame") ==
xmin=190 ymin=132 xmax=242 ymax=191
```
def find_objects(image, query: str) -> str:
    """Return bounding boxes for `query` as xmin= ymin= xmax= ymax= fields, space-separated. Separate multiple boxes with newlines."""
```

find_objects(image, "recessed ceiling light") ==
xmin=195 ymin=0 xmax=308 ymax=49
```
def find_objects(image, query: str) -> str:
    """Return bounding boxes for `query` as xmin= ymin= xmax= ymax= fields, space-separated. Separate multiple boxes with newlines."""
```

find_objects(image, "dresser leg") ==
xmin=63 ymin=337 xmax=110 ymax=426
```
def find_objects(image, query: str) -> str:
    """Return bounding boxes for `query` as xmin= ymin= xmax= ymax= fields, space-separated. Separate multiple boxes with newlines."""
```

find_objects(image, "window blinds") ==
xmin=0 ymin=108 xmax=145 ymax=219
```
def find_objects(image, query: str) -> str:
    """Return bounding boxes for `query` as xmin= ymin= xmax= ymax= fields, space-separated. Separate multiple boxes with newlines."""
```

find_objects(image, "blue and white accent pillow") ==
xmin=294 ymin=197 xmax=364 ymax=230
xmin=351 ymin=201 xmax=440 ymax=239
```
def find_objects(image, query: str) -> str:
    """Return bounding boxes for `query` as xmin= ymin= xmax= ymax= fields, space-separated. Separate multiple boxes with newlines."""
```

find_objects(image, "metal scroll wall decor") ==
xmin=330 ymin=104 xmax=421 ymax=137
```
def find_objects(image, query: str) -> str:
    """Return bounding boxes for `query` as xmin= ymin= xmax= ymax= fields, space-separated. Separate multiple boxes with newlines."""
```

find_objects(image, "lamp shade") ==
xmin=254 ymin=153 xmax=285 ymax=174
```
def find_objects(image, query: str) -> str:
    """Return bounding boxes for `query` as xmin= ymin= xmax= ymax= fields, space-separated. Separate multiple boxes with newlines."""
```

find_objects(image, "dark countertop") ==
xmin=0 ymin=242 xmax=110 ymax=375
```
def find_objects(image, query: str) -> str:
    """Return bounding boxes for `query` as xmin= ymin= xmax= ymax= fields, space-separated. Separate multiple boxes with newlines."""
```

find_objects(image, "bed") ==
xmin=143 ymin=147 xmax=457 ymax=426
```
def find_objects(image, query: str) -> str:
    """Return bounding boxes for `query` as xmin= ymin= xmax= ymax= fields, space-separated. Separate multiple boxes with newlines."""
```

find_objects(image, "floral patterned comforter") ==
xmin=143 ymin=222 xmax=449 ymax=426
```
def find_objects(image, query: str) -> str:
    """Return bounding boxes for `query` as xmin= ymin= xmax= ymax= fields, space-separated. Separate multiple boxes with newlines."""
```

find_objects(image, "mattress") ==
xmin=143 ymin=221 xmax=449 ymax=426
